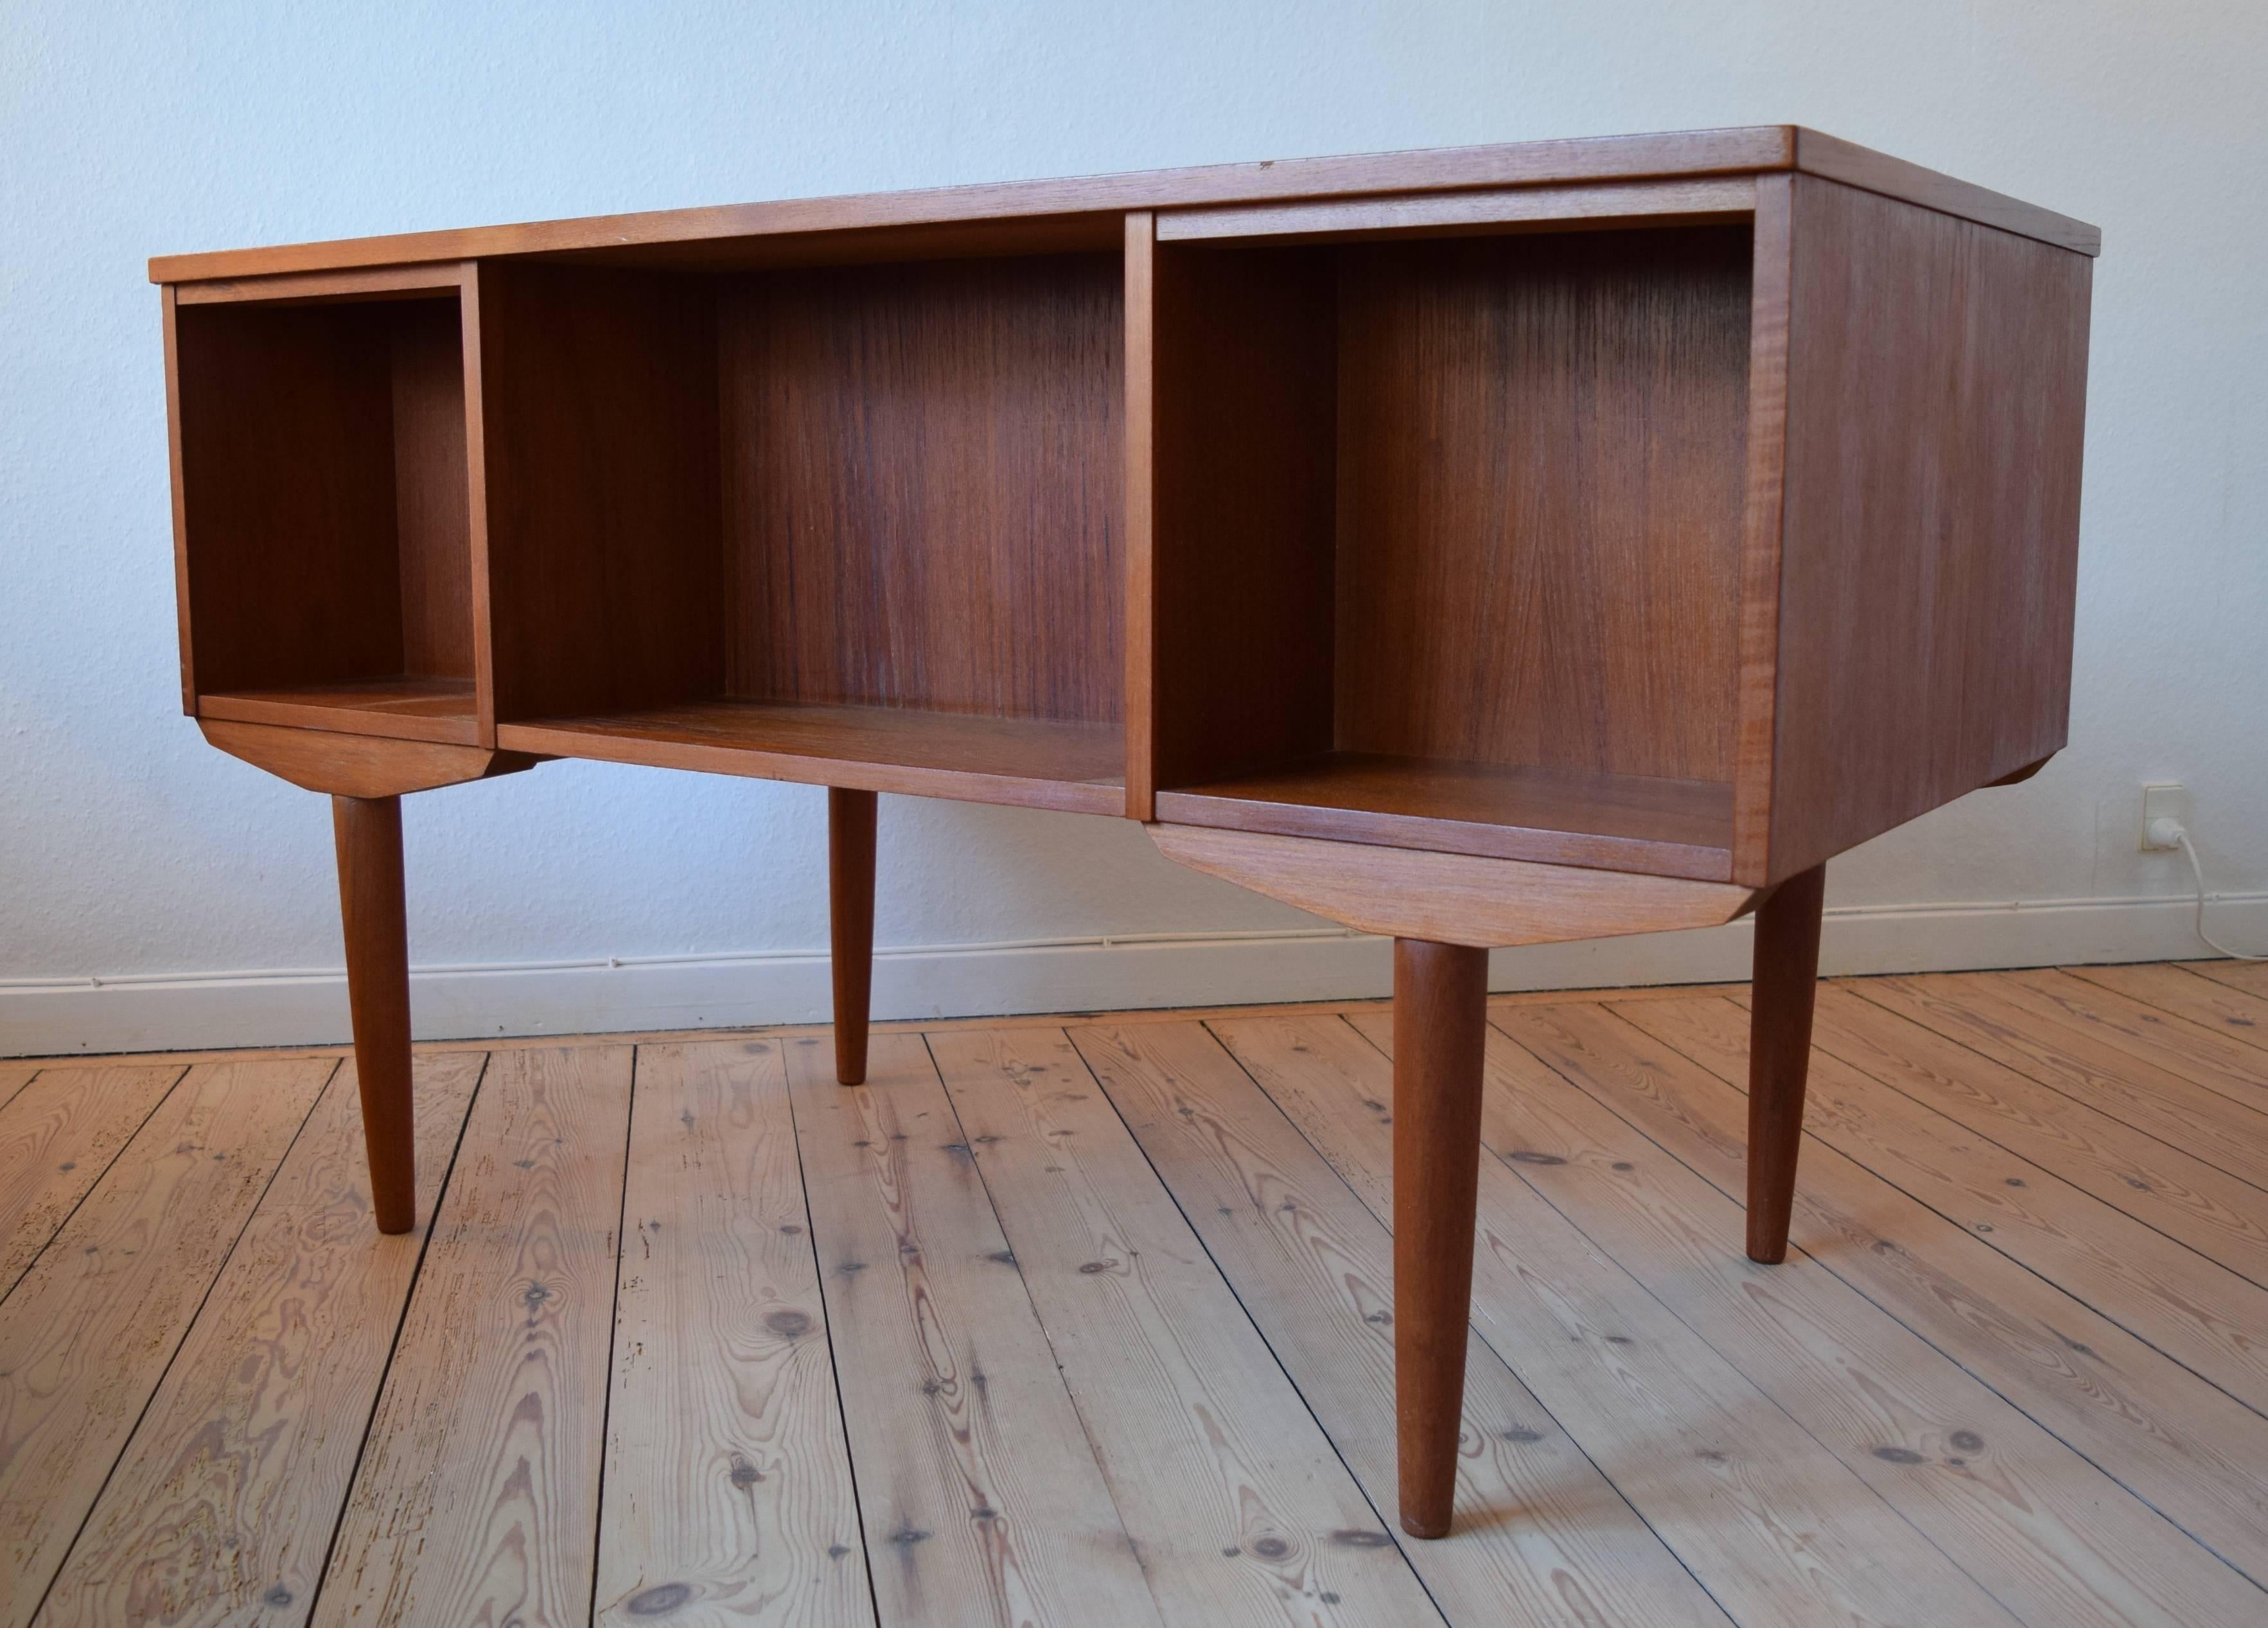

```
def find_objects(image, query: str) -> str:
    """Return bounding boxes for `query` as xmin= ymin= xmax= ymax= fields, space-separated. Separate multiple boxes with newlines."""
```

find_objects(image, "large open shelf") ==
xmin=499 ymin=700 xmax=1123 ymax=814
xmin=474 ymin=251 xmax=1125 ymax=809
xmin=1154 ymin=753 xmax=1734 ymax=880
xmin=1141 ymin=222 xmax=1754 ymax=875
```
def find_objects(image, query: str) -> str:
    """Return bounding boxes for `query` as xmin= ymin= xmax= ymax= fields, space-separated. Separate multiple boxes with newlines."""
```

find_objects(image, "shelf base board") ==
xmin=498 ymin=699 xmax=1125 ymax=816
xmin=197 ymin=678 xmax=480 ymax=746
xmin=1157 ymin=753 xmax=1735 ymax=882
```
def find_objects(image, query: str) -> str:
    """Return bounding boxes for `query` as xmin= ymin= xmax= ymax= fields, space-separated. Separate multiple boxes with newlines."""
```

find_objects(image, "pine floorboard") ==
xmin=3 ymin=963 xmax=2266 ymax=1625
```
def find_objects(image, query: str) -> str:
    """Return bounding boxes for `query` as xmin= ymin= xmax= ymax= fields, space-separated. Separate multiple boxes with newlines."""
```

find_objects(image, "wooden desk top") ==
xmin=149 ymin=125 xmax=2098 ymax=285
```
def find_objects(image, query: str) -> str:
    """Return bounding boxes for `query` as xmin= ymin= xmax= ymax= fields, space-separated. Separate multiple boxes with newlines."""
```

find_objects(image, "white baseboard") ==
xmin=4 ymin=891 xmax=2262 ymax=1058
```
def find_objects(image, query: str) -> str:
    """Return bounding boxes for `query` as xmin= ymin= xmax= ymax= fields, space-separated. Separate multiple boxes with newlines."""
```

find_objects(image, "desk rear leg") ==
xmin=332 ymin=794 xmax=417 ymax=1235
xmin=829 ymin=788 xmax=877 ymax=1085
xmin=1746 ymin=862 xmax=1826 ymax=1264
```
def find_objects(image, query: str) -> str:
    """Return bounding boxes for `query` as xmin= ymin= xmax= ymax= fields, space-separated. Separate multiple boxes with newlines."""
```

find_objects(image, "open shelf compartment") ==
xmin=170 ymin=276 xmax=480 ymax=745
xmin=1141 ymin=220 xmax=1757 ymax=880
xmin=477 ymin=247 xmax=1127 ymax=812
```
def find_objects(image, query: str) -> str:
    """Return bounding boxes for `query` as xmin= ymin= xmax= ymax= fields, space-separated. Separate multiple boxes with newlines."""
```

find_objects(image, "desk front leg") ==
xmin=1393 ymin=937 xmax=1489 ymax=1539
xmin=195 ymin=723 xmax=540 ymax=1236
xmin=333 ymin=794 xmax=417 ymax=1235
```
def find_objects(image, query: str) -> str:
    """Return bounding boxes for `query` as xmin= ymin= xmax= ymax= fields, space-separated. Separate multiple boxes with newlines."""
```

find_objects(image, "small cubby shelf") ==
xmin=172 ymin=276 xmax=480 ymax=746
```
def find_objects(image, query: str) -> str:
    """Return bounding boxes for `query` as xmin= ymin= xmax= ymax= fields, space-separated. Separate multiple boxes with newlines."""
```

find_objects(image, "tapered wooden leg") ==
xmin=829 ymin=788 xmax=877 ymax=1086
xmin=1393 ymin=937 xmax=1490 ymax=1539
xmin=1746 ymin=862 xmax=1827 ymax=1265
xmin=332 ymin=795 xmax=416 ymax=1236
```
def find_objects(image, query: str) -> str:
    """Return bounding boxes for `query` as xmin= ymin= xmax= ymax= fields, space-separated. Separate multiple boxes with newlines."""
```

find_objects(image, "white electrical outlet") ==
xmin=2141 ymin=783 xmax=2190 ymax=850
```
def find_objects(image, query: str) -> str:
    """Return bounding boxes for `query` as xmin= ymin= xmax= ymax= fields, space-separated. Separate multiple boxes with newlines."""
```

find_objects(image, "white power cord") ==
xmin=2147 ymin=818 xmax=2268 ymax=961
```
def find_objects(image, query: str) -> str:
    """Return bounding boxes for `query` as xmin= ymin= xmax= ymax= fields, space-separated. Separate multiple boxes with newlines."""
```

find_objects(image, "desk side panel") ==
xmin=163 ymin=287 xmax=194 ymax=713
xmin=1762 ymin=177 xmax=2091 ymax=885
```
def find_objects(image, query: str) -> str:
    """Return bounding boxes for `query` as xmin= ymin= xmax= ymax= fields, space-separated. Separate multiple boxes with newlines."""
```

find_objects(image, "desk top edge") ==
xmin=147 ymin=125 xmax=2099 ymax=284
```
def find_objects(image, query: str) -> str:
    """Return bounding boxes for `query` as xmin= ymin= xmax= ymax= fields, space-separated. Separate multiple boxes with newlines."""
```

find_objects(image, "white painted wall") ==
xmin=4 ymin=1 xmax=2264 ymax=1054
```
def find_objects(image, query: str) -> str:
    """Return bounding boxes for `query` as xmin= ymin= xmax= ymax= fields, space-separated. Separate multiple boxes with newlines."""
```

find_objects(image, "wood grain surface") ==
xmin=0 ymin=1070 xmax=37 ymax=1114
xmin=2188 ymin=959 xmax=2268 ymax=1004
xmin=785 ymin=1033 xmax=1162 ymax=1628
xmin=1506 ymin=998 xmax=2268 ymax=1591
xmin=173 ymin=301 xmax=412 ymax=696
xmin=595 ymin=1042 xmax=871 ymax=1627
xmin=1385 ymin=943 xmax=1488 ymax=1539
xmin=1852 ymin=976 xmax=2268 ymax=1191
xmin=1147 ymin=823 xmax=1754 ymax=944
xmin=389 ymin=297 xmax=476 ymax=683
xmin=39 ymin=1054 xmax=482 ymax=1628
xmin=1635 ymin=995 xmax=2268 ymax=1421
xmin=0 ymin=1065 xmax=182 ymax=1301
xmin=314 ymin=1047 xmax=634 ymax=1628
xmin=148 ymin=127 xmax=2097 ymax=284
xmin=11 ymin=964 xmax=2263 ymax=1627
xmin=1335 ymin=226 xmax=1753 ymax=788
xmin=721 ymin=256 xmax=1123 ymax=730
xmin=1802 ymin=985 xmax=2268 ymax=1289
xmin=197 ymin=677 xmax=479 ymax=746
xmin=1215 ymin=1013 xmax=2014 ymax=1628
xmin=928 ymin=1026 xmax=1439 ymax=1625
xmin=1159 ymin=177 xmax=1756 ymax=243
xmin=1758 ymin=178 xmax=2091 ymax=883
xmin=829 ymin=794 xmax=879 ymax=1087
xmin=1421 ymin=1003 xmax=2266 ymax=1628
xmin=1141 ymin=241 xmax=1337 ymax=803
xmin=333 ymin=795 xmax=417 ymax=1235
xmin=0 ymin=1060 xmax=336 ymax=1628
xmin=1154 ymin=756 xmax=1736 ymax=878
xmin=1071 ymin=1019 xmax=1732 ymax=1626
xmin=1999 ymin=968 xmax=2268 ymax=1110
xmin=477 ymin=263 xmax=724 ymax=726
xmin=2064 ymin=963 xmax=2268 ymax=1051
xmin=197 ymin=719 xmax=538 ymax=799
xmin=500 ymin=701 xmax=1122 ymax=816
xmin=1743 ymin=865 xmax=1824 ymax=1262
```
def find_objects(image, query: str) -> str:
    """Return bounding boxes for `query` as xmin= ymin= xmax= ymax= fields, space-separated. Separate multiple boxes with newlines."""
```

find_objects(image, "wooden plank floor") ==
xmin=3 ymin=963 xmax=2267 ymax=1626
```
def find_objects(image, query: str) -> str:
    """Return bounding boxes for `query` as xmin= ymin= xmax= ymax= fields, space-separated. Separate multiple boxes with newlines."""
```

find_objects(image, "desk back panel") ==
xmin=720 ymin=254 xmax=1124 ymax=725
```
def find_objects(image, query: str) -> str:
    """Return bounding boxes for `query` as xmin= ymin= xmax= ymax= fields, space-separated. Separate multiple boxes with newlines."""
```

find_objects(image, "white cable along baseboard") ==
xmin=4 ymin=889 xmax=2264 ymax=1058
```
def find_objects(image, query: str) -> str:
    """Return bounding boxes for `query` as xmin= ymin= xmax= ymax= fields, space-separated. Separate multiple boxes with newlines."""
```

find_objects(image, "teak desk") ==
xmin=152 ymin=127 xmax=2096 ymax=1539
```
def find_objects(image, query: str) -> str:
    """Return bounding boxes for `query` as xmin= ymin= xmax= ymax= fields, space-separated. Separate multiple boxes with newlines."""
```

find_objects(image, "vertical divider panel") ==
xmin=477 ymin=261 xmax=725 ymax=724
xmin=459 ymin=263 xmax=497 ymax=742
xmin=1123 ymin=212 xmax=1157 ymax=819
xmin=162 ymin=284 xmax=196 ymax=715
xmin=1732 ymin=176 xmax=1795 ymax=886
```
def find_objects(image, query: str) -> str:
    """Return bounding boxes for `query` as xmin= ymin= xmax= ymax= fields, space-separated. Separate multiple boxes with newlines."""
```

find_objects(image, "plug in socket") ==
xmin=2141 ymin=783 xmax=2190 ymax=850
